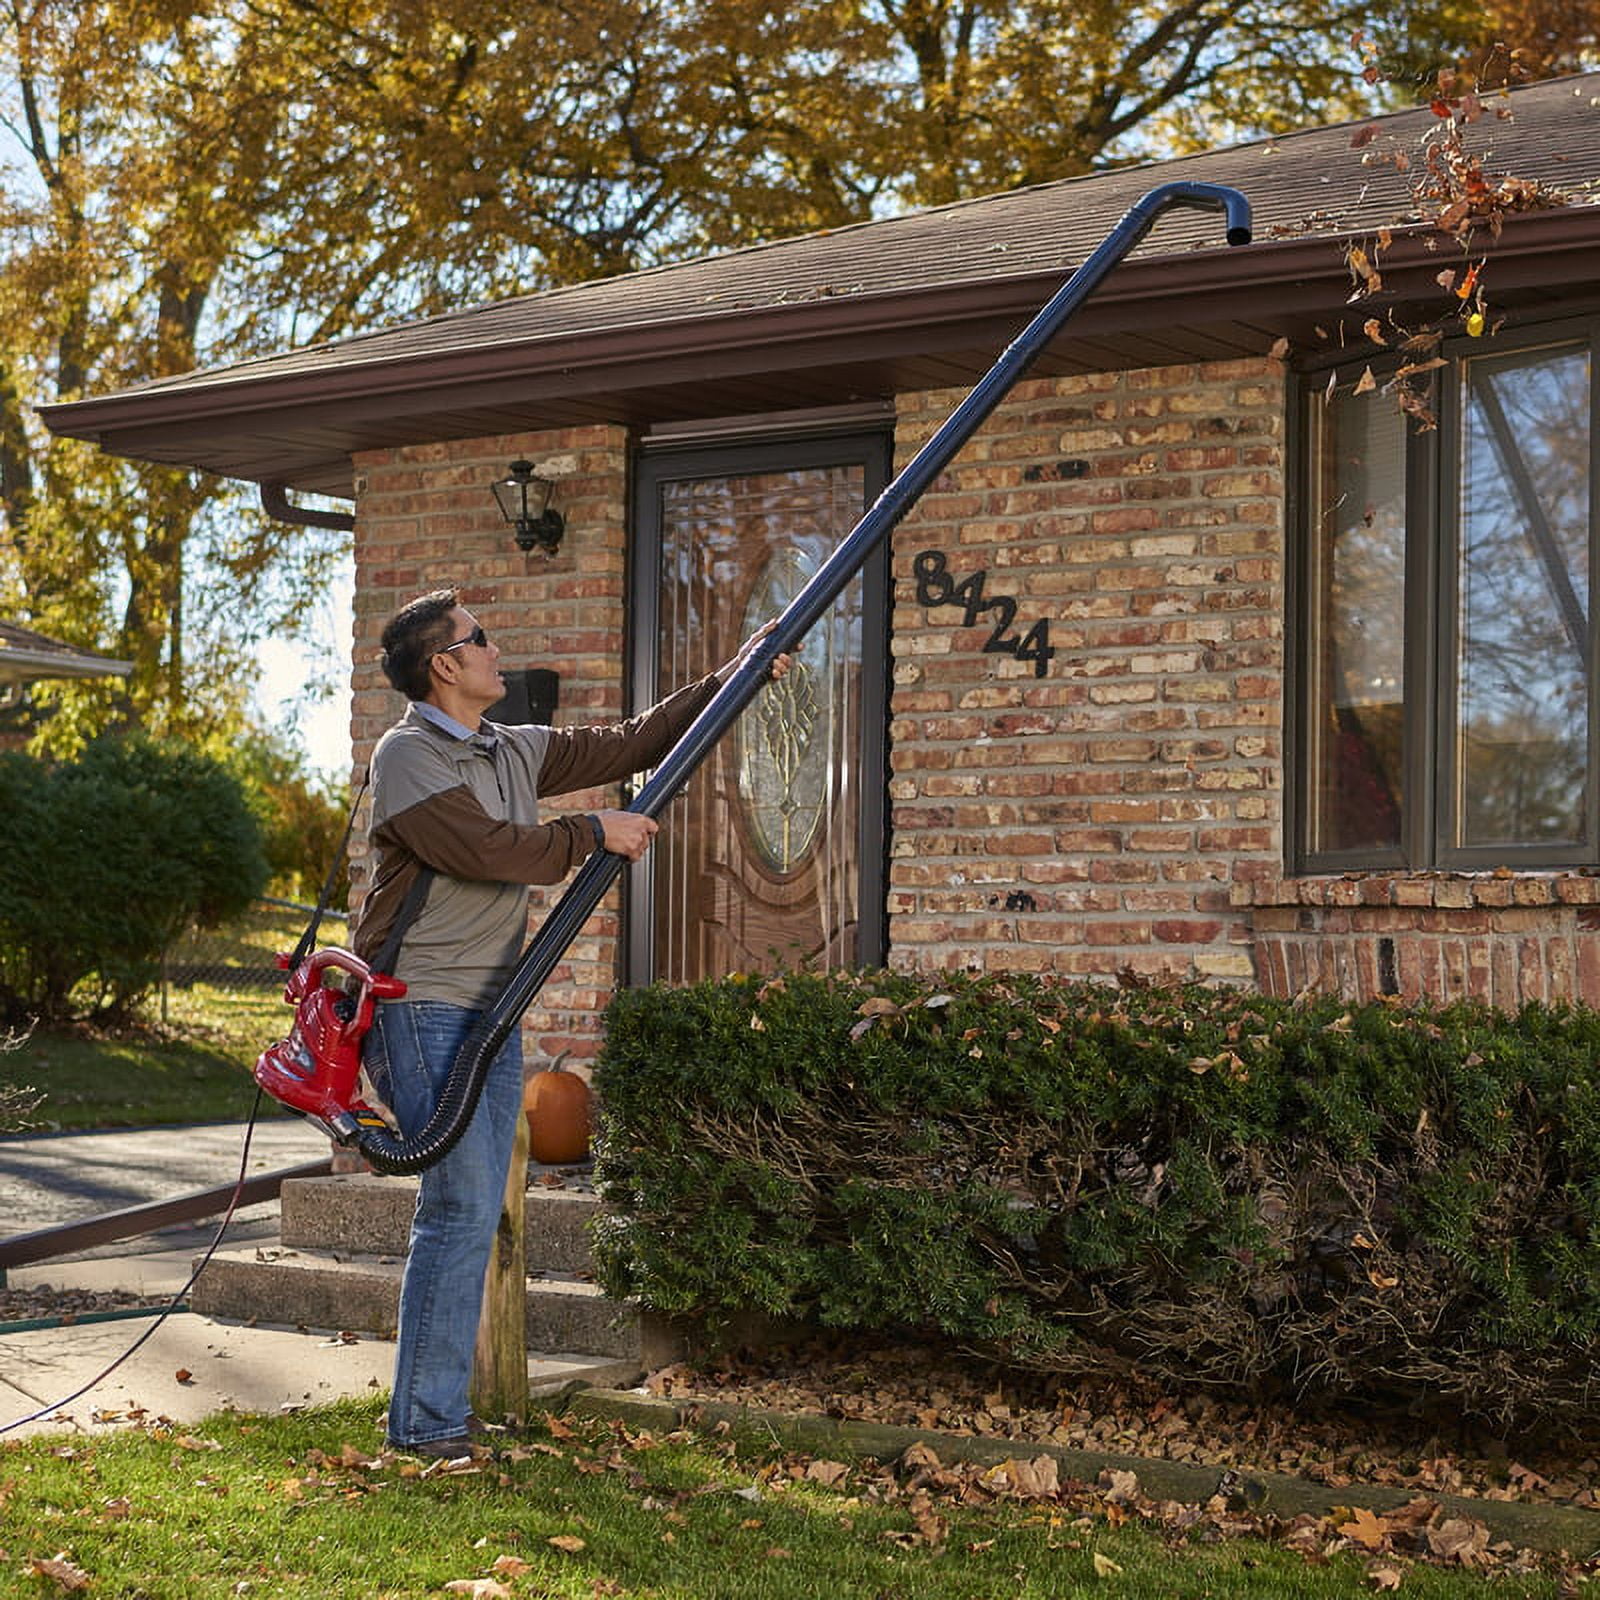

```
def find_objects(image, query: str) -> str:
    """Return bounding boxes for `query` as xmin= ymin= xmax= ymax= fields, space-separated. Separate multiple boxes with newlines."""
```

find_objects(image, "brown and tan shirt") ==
xmin=353 ymin=675 xmax=720 ymax=1008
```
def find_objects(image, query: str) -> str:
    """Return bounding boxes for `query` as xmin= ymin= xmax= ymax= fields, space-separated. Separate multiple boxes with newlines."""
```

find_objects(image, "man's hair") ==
xmin=380 ymin=587 xmax=461 ymax=700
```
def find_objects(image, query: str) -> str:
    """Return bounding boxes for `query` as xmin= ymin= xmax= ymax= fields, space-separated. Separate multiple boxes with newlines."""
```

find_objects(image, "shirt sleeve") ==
xmin=533 ymin=673 xmax=721 ymax=797
xmin=373 ymin=782 xmax=596 ymax=886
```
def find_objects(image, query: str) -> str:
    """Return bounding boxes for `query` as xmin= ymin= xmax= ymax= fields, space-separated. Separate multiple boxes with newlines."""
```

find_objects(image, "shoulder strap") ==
xmin=373 ymin=867 xmax=434 ymax=976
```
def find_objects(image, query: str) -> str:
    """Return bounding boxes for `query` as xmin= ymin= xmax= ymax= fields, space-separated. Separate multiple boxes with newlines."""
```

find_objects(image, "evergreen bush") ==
xmin=592 ymin=970 xmax=1600 ymax=1426
xmin=0 ymin=735 xmax=267 ymax=1023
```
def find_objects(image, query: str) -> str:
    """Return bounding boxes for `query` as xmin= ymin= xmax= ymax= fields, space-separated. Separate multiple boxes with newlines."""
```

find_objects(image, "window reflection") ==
xmin=1308 ymin=387 xmax=1407 ymax=854
xmin=1458 ymin=346 xmax=1590 ymax=847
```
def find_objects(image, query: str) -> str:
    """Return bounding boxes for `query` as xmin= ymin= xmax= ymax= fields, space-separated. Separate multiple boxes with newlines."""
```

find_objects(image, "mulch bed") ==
xmin=649 ymin=1335 xmax=1600 ymax=1514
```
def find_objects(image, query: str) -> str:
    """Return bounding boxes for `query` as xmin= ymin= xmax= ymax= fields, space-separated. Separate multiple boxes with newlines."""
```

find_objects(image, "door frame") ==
xmin=624 ymin=426 xmax=895 ymax=985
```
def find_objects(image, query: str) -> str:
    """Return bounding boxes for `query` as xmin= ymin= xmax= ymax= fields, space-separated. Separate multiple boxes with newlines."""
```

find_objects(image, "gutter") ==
xmin=259 ymin=482 xmax=354 ymax=532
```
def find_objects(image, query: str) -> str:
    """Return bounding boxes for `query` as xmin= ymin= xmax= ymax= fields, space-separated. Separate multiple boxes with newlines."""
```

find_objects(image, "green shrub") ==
xmin=0 ymin=735 xmax=268 ymax=1024
xmin=592 ymin=970 xmax=1600 ymax=1427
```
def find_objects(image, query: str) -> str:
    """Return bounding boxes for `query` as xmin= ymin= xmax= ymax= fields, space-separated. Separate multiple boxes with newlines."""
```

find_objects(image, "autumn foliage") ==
xmin=595 ymin=970 xmax=1600 ymax=1427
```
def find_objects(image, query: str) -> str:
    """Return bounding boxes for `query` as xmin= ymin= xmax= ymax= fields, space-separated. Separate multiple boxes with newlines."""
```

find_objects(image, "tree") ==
xmin=0 ymin=0 xmax=1555 ymax=757
xmin=0 ymin=735 xmax=268 ymax=1023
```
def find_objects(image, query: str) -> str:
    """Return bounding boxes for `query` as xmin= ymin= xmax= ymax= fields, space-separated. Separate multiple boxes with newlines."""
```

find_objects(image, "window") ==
xmin=1296 ymin=327 xmax=1597 ymax=870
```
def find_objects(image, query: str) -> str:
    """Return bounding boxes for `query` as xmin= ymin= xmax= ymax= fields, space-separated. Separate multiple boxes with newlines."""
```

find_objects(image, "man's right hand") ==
xmin=594 ymin=809 xmax=659 ymax=861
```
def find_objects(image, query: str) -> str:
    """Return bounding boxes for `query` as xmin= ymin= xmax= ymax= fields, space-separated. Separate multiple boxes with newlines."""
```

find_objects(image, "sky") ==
xmin=252 ymin=559 xmax=356 ymax=783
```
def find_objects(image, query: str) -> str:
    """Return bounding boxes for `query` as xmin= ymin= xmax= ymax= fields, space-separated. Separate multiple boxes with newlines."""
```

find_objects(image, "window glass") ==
xmin=1457 ymin=346 xmax=1590 ymax=847
xmin=1307 ymin=386 xmax=1407 ymax=854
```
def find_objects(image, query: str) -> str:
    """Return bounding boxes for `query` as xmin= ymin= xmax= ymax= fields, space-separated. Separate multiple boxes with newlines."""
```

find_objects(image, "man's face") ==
xmin=430 ymin=606 xmax=504 ymax=707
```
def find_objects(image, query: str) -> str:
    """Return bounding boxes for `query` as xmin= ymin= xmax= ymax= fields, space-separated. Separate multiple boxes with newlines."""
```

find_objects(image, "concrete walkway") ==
xmin=0 ymin=1119 xmax=398 ymax=1441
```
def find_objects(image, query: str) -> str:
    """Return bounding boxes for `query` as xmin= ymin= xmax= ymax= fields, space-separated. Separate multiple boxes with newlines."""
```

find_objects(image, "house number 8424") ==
xmin=912 ymin=550 xmax=1056 ymax=678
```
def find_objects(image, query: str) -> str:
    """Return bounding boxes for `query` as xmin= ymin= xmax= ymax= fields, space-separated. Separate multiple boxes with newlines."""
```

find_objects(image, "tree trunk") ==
xmin=470 ymin=1111 xmax=528 ymax=1428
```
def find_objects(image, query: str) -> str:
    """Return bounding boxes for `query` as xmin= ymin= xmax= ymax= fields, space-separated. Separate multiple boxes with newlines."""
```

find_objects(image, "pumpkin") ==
xmin=523 ymin=1055 xmax=593 ymax=1164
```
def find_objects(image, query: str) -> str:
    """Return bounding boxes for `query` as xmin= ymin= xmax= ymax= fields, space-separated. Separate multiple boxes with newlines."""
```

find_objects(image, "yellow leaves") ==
xmin=1091 ymin=1550 xmax=1123 ymax=1577
xmin=547 ymin=1534 xmax=587 ymax=1553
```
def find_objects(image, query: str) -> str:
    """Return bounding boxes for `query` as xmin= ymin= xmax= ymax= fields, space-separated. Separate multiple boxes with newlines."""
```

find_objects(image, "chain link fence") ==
xmin=157 ymin=897 xmax=349 ymax=1048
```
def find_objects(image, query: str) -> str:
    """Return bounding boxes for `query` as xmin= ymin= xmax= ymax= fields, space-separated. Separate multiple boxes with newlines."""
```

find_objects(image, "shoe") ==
xmin=391 ymin=1435 xmax=475 ymax=1460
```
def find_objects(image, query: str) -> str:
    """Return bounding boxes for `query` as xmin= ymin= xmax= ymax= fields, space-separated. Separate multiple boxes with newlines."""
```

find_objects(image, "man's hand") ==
xmin=594 ymin=809 xmax=659 ymax=861
xmin=717 ymin=619 xmax=794 ymax=685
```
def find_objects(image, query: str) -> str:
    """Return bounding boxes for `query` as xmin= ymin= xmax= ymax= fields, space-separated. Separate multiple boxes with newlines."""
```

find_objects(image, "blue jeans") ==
xmin=362 ymin=1000 xmax=523 ymax=1447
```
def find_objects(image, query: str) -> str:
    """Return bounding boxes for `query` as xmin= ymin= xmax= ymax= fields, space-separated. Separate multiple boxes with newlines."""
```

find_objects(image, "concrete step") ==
xmin=280 ymin=1172 xmax=598 ymax=1274
xmin=189 ymin=1247 xmax=641 ymax=1361
xmin=191 ymin=1247 xmax=406 ymax=1336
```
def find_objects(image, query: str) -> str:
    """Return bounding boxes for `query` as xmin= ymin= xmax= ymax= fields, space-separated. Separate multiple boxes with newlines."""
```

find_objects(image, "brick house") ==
xmin=41 ymin=72 xmax=1600 ymax=1059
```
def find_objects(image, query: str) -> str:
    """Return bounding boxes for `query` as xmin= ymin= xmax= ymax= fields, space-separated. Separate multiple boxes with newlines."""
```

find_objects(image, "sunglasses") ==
xmin=436 ymin=624 xmax=489 ymax=656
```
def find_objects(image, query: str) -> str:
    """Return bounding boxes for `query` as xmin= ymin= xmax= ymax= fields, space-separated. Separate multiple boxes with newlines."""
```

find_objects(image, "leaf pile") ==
xmin=650 ymin=1336 xmax=1600 ymax=1512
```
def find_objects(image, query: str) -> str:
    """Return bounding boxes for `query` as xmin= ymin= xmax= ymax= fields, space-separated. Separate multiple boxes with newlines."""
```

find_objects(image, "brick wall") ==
xmin=349 ymin=425 xmax=630 ymax=1075
xmin=345 ymin=360 xmax=1597 ymax=1024
xmin=885 ymin=361 xmax=1284 ymax=983
xmin=1236 ymin=873 xmax=1600 ymax=1007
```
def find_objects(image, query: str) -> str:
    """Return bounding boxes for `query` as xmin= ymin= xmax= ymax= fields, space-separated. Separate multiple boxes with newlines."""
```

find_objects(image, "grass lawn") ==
xmin=0 ymin=1399 xmax=1566 ymax=1599
xmin=2 ymin=901 xmax=318 ymax=1132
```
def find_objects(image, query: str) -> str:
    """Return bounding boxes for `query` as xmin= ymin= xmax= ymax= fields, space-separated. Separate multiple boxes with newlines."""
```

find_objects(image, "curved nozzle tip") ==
xmin=1226 ymin=224 xmax=1253 ymax=247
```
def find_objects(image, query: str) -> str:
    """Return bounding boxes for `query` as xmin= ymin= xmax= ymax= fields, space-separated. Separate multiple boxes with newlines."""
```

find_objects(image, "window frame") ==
xmin=1291 ymin=316 xmax=1600 ymax=874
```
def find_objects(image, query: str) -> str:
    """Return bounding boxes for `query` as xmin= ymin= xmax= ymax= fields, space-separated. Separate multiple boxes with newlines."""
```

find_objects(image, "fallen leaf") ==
xmin=1092 ymin=1551 xmax=1123 ymax=1576
xmin=1341 ymin=1506 xmax=1391 ymax=1550
xmin=1368 ymin=1559 xmax=1406 ymax=1589
xmin=26 ymin=1554 xmax=91 ymax=1591
xmin=1099 ymin=1468 xmax=1140 ymax=1505
xmin=804 ymin=1459 xmax=850 ymax=1487
xmin=174 ymin=1368 xmax=194 ymax=1384
xmin=491 ymin=1555 xmax=533 ymax=1577
xmin=1426 ymin=1517 xmax=1490 ymax=1565
xmin=443 ymin=1582 xmax=510 ymax=1598
xmin=548 ymin=1535 xmax=587 ymax=1554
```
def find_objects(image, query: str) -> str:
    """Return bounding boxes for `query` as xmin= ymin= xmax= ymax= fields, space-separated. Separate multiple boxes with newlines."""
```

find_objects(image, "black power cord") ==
xmin=0 ymin=1089 xmax=267 ymax=1437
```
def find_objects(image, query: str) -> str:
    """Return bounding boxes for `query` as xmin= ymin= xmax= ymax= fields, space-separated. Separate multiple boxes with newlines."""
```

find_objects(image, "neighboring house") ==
xmin=0 ymin=622 xmax=133 ymax=748
xmin=38 ymin=73 xmax=1600 ymax=1058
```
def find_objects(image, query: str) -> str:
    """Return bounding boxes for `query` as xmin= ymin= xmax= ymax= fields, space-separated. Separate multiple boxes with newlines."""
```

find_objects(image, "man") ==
xmin=354 ymin=585 xmax=788 ymax=1457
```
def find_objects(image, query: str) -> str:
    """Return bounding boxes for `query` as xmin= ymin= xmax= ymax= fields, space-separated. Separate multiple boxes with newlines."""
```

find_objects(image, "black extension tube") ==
xmin=357 ymin=180 xmax=1253 ymax=1175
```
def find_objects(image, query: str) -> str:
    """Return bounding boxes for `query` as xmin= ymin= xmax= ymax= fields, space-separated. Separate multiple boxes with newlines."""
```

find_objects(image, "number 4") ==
xmin=1015 ymin=620 xmax=1054 ymax=678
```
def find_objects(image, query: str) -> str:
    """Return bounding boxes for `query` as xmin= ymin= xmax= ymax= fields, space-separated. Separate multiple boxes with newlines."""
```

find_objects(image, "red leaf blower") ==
xmin=254 ymin=949 xmax=407 ymax=1144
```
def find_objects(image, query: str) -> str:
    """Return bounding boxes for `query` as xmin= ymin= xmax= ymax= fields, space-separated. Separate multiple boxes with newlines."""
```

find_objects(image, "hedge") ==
xmin=591 ymin=970 xmax=1600 ymax=1427
xmin=0 ymin=735 xmax=267 ymax=1024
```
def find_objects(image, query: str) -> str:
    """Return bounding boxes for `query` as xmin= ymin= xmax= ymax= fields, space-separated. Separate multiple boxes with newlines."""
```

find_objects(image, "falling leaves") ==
xmin=1345 ymin=244 xmax=1383 ymax=297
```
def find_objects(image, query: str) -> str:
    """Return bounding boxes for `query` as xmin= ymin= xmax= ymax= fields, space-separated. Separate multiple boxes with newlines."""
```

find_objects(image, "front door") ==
xmin=628 ymin=431 xmax=891 ymax=984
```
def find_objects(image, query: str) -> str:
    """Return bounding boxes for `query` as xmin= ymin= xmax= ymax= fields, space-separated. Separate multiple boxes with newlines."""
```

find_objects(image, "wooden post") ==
xmin=471 ymin=1110 xmax=528 ymax=1428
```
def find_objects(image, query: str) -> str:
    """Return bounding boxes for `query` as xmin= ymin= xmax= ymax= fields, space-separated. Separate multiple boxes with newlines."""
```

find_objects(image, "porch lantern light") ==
xmin=492 ymin=459 xmax=565 ymax=555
